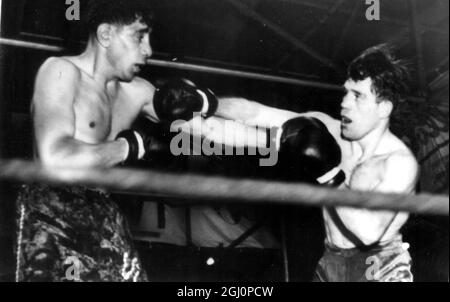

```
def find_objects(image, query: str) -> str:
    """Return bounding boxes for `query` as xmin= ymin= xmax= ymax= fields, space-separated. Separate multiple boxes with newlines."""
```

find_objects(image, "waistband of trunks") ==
xmin=20 ymin=183 xmax=111 ymax=198
xmin=324 ymin=234 xmax=406 ymax=257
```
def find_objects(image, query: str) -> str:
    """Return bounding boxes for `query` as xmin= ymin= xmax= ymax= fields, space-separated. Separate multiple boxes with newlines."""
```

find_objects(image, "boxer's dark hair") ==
xmin=348 ymin=44 xmax=410 ymax=108
xmin=86 ymin=0 xmax=154 ymax=35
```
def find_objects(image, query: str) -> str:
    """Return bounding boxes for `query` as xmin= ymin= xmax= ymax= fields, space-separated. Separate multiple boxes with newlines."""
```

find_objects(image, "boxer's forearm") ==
xmin=38 ymin=137 xmax=128 ymax=168
xmin=216 ymin=97 xmax=256 ymax=122
xmin=217 ymin=97 xmax=298 ymax=128
xmin=173 ymin=116 xmax=269 ymax=149
xmin=204 ymin=117 xmax=268 ymax=149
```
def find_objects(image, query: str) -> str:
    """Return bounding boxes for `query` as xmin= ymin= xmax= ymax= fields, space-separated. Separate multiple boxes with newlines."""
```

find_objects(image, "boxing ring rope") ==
xmin=0 ymin=159 xmax=448 ymax=215
xmin=0 ymin=37 xmax=343 ymax=91
xmin=0 ymin=37 xmax=64 ymax=52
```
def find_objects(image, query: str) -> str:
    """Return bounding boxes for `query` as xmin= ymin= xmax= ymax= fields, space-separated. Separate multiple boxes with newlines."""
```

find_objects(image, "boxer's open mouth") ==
xmin=341 ymin=116 xmax=352 ymax=124
xmin=134 ymin=64 xmax=145 ymax=72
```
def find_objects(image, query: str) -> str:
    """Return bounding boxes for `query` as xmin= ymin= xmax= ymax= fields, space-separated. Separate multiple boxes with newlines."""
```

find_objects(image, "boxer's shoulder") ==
xmin=124 ymin=76 xmax=155 ymax=93
xmin=365 ymin=138 xmax=419 ymax=193
xmin=379 ymin=150 xmax=419 ymax=193
xmin=384 ymin=148 xmax=418 ymax=177
xmin=382 ymin=133 xmax=417 ymax=167
xmin=119 ymin=77 xmax=158 ymax=120
xmin=36 ymin=56 xmax=82 ymax=84
xmin=120 ymin=76 xmax=155 ymax=103
xmin=32 ymin=57 xmax=82 ymax=109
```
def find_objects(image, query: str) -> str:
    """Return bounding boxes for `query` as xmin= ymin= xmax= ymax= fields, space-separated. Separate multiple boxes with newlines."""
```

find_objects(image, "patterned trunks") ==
xmin=15 ymin=184 xmax=147 ymax=282
xmin=313 ymin=236 xmax=413 ymax=282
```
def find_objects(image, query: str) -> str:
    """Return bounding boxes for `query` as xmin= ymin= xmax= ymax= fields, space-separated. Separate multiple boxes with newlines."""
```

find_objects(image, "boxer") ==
xmin=203 ymin=45 xmax=419 ymax=282
xmin=15 ymin=0 xmax=217 ymax=282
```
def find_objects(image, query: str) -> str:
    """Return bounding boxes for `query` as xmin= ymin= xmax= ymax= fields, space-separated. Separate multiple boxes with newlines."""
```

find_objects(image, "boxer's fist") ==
xmin=278 ymin=116 xmax=345 ymax=186
xmin=153 ymin=78 xmax=218 ymax=123
xmin=116 ymin=121 xmax=172 ymax=165
xmin=116 ymin=129 xmax=148 ymax=165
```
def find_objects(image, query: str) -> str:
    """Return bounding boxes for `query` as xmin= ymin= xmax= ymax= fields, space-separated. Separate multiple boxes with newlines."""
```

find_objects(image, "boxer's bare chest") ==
xmin=72 ymin=76 xmax=143 ymax=143
xmin=340 ymin=148 xmax=388 ymax=192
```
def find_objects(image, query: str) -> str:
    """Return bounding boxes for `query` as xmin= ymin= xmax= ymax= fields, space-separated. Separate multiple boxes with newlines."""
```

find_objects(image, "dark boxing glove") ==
xmin=116 ymin=119 xmax=173 ymax=165
xmin=153 ymin=78 xmax=218 ymax=123
xmin=116 ymin=129 xmax=146 ymax=165
xmin=277 ymin=116 xmax=345 ymax=187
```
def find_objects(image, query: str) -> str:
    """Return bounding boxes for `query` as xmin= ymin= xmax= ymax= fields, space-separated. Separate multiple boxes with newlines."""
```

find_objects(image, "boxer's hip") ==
xmin=314 ymin=235 xmax=413 ymax=282
xmin=15 ymin=183 xmax=146 ymax=281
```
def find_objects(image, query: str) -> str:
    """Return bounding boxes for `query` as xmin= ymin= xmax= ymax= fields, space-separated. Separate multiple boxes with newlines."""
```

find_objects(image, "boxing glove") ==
xmin=153 ymin=78 xmax=218 ymax=123
xmin=277 ymin=116 xmax=345 ymax=186
xmin=116 ymin=119 xmax=173 ymax=165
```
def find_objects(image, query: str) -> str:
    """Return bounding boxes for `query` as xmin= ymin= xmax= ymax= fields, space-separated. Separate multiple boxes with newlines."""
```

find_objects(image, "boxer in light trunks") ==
xmin=198 ymin=45 xmax=419 ymax=281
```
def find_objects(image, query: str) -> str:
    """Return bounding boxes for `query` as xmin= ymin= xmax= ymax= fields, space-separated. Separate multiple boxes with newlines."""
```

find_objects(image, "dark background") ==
xmin=0 ymin=0 xmax=448 ymax=281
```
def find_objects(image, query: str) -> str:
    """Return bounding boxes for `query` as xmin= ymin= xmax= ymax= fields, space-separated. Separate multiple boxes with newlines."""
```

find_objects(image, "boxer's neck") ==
xmin=354 ymin=122 xmax=390 ymax=162
xmin=78 ymin=42 xmax=117 ymax=88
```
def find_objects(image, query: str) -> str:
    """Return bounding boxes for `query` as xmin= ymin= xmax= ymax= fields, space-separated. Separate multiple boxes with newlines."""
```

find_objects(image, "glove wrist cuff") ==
xmin=196 ymin=89 xmax=210 ymax=115
xmin=274 ymin=127 xmax=283 ymax=151
xmin=116 ymin=137 xmax=130 ymax=162
xmin=133 ymin=131 xmax=146 ymax=159
xmin=318 ymin=168 xmax=345 ymax=187
xmin=116 ymin=130 xmax=139 ymax=165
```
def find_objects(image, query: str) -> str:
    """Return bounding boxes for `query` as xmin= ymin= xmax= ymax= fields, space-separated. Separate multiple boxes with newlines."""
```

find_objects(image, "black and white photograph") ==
xmin=0 ymin=0 xmax=448 ymax=285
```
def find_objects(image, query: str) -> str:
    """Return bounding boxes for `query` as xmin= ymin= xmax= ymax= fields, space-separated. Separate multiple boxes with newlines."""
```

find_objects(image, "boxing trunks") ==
xmin=313 ymin=235 xmax=413 ymax=282
xmin=15 ymin=184 xmax=147 ymax=282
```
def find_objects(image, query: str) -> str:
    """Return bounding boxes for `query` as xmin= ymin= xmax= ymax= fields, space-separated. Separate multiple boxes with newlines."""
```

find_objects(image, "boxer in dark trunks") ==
xmin=16 ymin=0 xmax=156 ymax=281
xmin=16 ymin=0 xmax=223 ymax=281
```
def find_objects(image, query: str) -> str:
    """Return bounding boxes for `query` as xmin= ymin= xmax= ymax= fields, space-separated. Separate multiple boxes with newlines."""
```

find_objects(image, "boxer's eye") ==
xmin=134 ymin=33 xmax=144 ymax=42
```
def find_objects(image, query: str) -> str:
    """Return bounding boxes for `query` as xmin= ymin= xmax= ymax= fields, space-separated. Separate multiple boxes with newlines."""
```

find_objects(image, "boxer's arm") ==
xmin=182 ymin=108 xmax=343 ymax=152
xmin=137 ymin=78 xmax=160 ymax=123
xmin=217 ymin=97 xmax=299 ymax=128
xmin=336 ymin=153 xmax=419 ymax=244
xmin=217 ymin=97 xmax=342 ymax=137
xmin=173 ymin=115 xmax=269 ymax=149
xmin=32 ymin=58 xmax=128 ymax=168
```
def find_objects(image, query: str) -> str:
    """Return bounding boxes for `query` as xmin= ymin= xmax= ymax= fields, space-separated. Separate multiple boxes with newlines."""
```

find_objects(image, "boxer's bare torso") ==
xmin=320 ymin=116 xmax=417 ymax=248
xmin=285 ymin=112 xmax=417 ymax=248
xmin=66 ymin=56 xmax=157 ymax=141
xmin=31 ymin=56 xmax=157 ymax=166
xmin=24 ymin=55 xmax=156 ymax=282
xmin=216 ymin=98 xmax=419 ymax=249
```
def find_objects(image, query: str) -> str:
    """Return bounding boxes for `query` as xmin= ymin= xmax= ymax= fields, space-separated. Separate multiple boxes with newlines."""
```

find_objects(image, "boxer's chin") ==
xmin=119 ymin=71 xmax=134 ymax=83
xmin=341 ymin=130 xmax=362 ymax=141
xmin=341 ymin=126 xmax=357 ymax=141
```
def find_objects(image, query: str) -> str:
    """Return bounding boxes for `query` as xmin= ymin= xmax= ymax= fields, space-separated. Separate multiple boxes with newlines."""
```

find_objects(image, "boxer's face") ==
xmin=340 ymin=77 xmax=384 ymax=141
xmin=107 ymin=19 xmax=152 ymax=81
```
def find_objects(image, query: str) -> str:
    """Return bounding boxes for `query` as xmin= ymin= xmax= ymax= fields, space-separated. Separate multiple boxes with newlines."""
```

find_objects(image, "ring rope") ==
xmin=0 ymin=37 xmax=343 ymax=91
xmin=0 ymin=37 xmax=64 ymax=52
xmin=0 ymin=159 xmax=448 ymax=216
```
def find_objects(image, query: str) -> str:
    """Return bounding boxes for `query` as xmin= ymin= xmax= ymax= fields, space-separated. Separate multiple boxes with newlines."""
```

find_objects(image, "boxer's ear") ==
xmin=378 ymin=99 xmax=393 ymax=119
xmin=96 ymin=23 xmax=112 ymax=47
